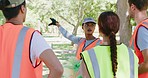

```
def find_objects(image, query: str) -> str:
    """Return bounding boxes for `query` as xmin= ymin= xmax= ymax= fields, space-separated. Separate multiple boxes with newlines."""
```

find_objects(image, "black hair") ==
xmin=128 ymin=0 xmax=148 ymax=11
xmin=0 ymin=0 xmax=26 ymax=20
xmin=98 ymin=11 xmax=120 ymax=78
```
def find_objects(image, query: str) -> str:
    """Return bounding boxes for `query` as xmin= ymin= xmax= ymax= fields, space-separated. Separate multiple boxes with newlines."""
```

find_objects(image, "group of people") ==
xmin=0 ymin=0 xmax=148 ymax=78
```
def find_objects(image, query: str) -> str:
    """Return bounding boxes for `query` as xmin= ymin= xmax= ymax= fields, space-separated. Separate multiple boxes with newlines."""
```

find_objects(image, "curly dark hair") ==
xmin=98 ymin=11 xmax=120 ymax=78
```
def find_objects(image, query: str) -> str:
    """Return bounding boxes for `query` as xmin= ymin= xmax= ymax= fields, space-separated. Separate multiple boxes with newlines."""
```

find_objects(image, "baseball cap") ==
xmin=82 ymin=17 xmax=96 ymax=25
xmin=5 ymin=0 xmax=25 ymax=8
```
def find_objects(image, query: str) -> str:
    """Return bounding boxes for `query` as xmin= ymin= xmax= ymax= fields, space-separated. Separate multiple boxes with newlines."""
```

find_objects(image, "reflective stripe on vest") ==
xmin=0 ymin=23 xmax=43 ymax=78
xmin=128 ymin=48 xmax=135 ymax=78
xmin=82 ymin=44 xmax=138 ymax=78
xmin=12 ymin=27 xmax=29 ymax=78
xmin=88 ymin=49 xmax=100 ymax=78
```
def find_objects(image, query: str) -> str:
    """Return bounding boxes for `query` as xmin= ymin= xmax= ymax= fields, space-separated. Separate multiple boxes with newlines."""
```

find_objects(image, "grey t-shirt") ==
xmin=137 ymin=26 xmax=148 ymax=51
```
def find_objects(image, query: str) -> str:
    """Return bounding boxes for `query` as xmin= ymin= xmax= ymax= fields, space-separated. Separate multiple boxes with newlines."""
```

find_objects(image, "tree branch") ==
xmin=58 ymin=15 xmax=76 ymax=27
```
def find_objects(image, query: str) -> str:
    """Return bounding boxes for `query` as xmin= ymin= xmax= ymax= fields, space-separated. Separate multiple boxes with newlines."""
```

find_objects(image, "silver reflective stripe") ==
xmin=12 ymin=27 xmax=29 ymax=78
xmin=128 ymin=48 xmax=135 ymax=78
xmin=88 ymin=49 xmax=100 ymax=78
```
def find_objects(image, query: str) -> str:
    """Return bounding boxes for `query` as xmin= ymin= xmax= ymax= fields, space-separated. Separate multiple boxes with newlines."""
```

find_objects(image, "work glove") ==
xmin=48 ymin=18 xmax=58 ymax=26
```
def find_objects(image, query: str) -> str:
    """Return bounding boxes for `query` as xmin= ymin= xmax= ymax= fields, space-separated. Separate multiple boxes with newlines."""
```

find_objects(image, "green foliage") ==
xmin=130 ymin=18 xmax=136 ymax=26
xmin=82 ymin=1 xmax=116 ymax=24
xmin=0 ymin=11 xmax=4 ymax=24
xmin=65 ymin=57 xmax=80 ymax=74
xmin=23 ymin=0 xmax=117 ymax=35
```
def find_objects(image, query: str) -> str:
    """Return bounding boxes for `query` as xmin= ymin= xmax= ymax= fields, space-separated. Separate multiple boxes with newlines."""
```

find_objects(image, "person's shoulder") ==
xmin=138 ymin=26 xmax=148 ymax=34
xmin=32 ymin=31 xmax=43 ymax=38
xmin=139 ymin=26 xmax=148 ymax=30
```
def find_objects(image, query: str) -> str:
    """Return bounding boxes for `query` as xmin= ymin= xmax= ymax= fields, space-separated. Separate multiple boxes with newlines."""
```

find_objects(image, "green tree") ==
xmin=50 ymin=0 xmax=116 ymax=45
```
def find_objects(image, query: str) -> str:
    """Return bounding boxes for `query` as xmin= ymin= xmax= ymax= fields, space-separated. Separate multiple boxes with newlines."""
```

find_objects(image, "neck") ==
xmin=6 ymin=16 xmax=23 ymax=25
xmin=134 ymin=10 xmax=148 ymax=24
xmin=85 ymin=34 xmax=95 ymax=40
xmin=102 ymin=36 xmax=110 ymax=45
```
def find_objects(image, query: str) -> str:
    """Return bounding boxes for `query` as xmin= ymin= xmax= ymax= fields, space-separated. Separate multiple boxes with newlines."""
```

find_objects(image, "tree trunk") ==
xmin=117 ymin=0 xmax=132 ymax=46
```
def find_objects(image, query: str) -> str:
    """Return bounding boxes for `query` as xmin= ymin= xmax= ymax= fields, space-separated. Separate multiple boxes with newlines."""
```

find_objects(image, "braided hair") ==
xmin=98 ymin=11 xmax=120 ymax=78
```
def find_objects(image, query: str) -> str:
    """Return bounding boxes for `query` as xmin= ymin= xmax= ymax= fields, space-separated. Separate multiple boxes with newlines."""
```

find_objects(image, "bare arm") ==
xmin=138 ymin=49 xmax=148 ymax=74
xmin=39 ymin=49 xmax=63 ymax=78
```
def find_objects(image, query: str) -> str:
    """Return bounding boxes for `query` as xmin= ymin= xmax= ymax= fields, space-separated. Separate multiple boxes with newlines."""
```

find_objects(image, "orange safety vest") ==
xmin=129 ymin=19 xmax=148 ymax=78
xmin=76 ymin=38 xmax=101 ymax=60
xmin=0 ymin=23 xmax=42 ymax=78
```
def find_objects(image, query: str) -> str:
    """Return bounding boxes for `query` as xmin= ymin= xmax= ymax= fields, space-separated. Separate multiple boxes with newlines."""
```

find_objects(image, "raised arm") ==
xmin=49 ymin=18 xmax=81 ymax=44
xmin=58 ymin=25 xmax=81 ymax=44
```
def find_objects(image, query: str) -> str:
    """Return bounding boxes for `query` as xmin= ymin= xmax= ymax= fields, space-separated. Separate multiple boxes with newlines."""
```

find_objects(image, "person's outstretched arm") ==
xmin=40 ymin=49 xmax=63 ymax=78
xmin=49 ymin=18 xmax=82 ymax=44
xmin=56 ymin=23 xmax=81 ymax=44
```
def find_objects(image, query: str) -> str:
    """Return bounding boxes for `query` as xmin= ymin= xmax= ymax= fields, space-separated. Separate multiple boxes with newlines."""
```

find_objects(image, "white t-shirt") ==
xmin=30 ymin=31 xmax=51 ymax=67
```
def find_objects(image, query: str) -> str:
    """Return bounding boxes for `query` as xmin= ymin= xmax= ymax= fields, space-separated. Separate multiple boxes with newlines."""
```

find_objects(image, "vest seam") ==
xmin=29 ymin=30 xmax=42 ymax=68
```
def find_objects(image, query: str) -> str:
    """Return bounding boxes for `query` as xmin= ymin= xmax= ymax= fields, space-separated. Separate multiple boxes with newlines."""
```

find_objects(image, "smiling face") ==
xmin=82 ymin=22 xmax=96 ymax=35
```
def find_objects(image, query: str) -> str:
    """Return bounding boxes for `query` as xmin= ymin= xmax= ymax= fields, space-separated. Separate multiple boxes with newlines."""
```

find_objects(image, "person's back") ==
xmin=0 ymin=23 xmax=43 ymax=78
xmin=0 ymin=0 xmax=63 ymax=78
xmin=82 ymin=43 xmax=138 ymax=78
xmin=81 ymin=11 xmax=138 ymax=78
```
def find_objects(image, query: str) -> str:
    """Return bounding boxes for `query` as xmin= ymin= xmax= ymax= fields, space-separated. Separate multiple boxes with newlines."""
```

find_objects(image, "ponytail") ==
xmin=98 ymin=11 xmax=120 ymax=78
xmin=109 ymin=32 xmax=118 ymax=78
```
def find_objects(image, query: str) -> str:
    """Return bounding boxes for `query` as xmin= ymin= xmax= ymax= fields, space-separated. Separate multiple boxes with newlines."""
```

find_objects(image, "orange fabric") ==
xmin=139 ymin=72 xmax=148 ymax=78
xmin=0 ymin=23 xmax=42 ymax=78
xmin=76 ymin=38 xmax=101 ymax=60
xmin=129 ymin=19 xmax=148 ymax=78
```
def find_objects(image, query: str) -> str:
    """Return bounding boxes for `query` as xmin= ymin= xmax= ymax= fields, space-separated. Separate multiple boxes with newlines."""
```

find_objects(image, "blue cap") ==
xmin=82 ymin=17 xmax=96 ymax=25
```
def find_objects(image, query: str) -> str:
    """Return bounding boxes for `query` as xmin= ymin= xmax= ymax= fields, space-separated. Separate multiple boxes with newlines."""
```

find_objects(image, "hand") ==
xmin=48 ymin=18 xmax=58 ymax=26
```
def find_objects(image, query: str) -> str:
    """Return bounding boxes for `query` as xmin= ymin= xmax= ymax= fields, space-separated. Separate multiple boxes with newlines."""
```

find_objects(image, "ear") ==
xmin=20 ymin=5 xmax=26 ymax=14
xmin=130 ymin=4 xmax=136 ymax=11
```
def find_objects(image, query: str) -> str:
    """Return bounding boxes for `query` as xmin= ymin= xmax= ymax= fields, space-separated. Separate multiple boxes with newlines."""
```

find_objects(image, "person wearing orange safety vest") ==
xmin=128 ymin=0 xmax=148 ymax=78
xmin=0 ymin=0 xmax=63 ymax=78
xmin=81 ymin=11 xmax=138 ymax=78
xmin=49 ymin=18 xmax=102 ymax=60
xmin=49 ymin=18 xmax=102 ymax=76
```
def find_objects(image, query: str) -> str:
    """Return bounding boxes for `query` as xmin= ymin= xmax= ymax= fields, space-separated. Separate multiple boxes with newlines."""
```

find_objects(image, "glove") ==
xmin=48 ymin=18 xmax=58 ymax=26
